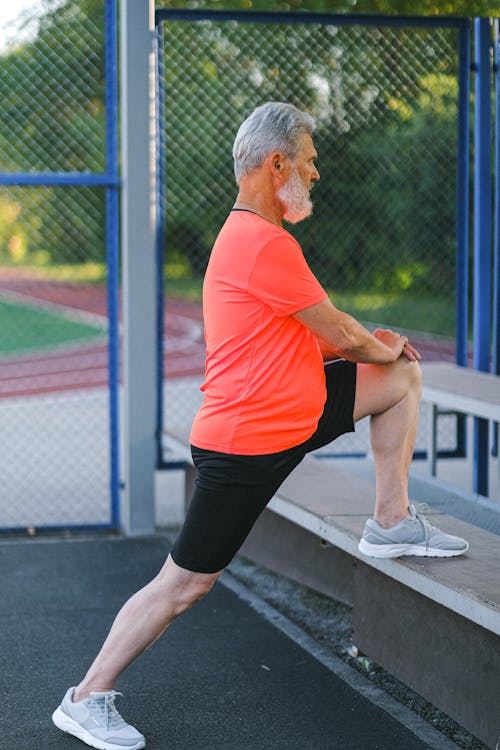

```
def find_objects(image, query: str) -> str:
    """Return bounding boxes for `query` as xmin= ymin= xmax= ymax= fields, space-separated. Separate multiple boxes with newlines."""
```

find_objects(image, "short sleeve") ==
xmin=248 ymin=235 xmax=327 ymax=316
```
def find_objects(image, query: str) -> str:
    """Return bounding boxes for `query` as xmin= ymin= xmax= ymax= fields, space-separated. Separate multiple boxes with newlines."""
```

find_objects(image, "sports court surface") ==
xmin=0 ymin=534 xmax=461 ymax=750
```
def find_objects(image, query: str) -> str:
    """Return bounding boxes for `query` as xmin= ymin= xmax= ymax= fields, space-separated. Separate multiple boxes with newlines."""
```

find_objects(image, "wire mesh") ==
xmin=0 ymin=0 xmax=106 ymax=173
xmin=0 ymin=0 xmax=112 ymax=530
xmin=157 ymin=13 xmax=462 ymax=460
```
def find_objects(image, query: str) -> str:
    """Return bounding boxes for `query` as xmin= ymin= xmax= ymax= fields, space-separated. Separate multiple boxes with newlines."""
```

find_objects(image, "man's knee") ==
xmin=354 ymin=358 xmax=422 ymax=422
xmin=160 ymin=558 xmax=220 ymax=617
xmin=403 ymin=358 xmax=422 ymax=396
xmin=174 ymin=575 xmax=217 ymax=616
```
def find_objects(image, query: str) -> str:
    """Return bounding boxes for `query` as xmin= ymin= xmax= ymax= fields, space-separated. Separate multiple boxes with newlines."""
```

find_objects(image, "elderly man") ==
xmin=53 ymin=102 xmax=468 ymax=750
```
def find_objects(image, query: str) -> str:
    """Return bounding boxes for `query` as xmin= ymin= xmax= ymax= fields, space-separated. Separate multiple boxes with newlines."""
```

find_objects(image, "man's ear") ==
xmin=268 ymin=151 xmax=289 ymax=183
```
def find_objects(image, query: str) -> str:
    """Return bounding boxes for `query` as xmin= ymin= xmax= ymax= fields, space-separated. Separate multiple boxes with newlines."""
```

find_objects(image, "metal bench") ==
xmin=421 ymin=361 xmax=500 ymax=484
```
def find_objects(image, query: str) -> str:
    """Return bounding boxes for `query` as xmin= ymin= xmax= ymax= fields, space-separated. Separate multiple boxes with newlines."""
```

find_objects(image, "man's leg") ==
xmin=53 ymin=556 xmax=220 ymax=748
xmin=353 ymin=357 xmax=422 ymax=528
xmin=73 ymin=555 xmax=221 ymax=700
xmin=54 ymin=447 xmax=305 ymax=747
xmin=354 ymin=357 xmax=468 ymax=558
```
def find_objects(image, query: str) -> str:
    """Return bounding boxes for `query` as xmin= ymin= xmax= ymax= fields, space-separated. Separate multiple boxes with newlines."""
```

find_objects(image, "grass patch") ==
xmin=0 ymin=299 xmax=105 ymax=355
xmin=331 ymin=290 xmax=456 ymax=339
xmin=162 ymin=278 xmax=457 ymax=339
xmin=164 ymin=275 xmax=203 ymax=301
xmin=3 ymin=263 xmax=454 ymax=341
xmin=2 ymin=262 xmax=107 ymax=284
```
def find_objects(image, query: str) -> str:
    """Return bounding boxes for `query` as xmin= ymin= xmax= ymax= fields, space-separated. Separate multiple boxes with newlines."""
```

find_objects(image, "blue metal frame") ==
xmin=0 ymin=0 xmax=120 ymax=532
xmin=456 ymin=24 xmax=471 ymax=369
xmin=473 ymin=18 xmax=492 ymax=496
xmin=454 ymin=22 xmax=472 ymax=459
xmin=155 ymin=8 xmax=470 ymax=30
xmin=155 ymin=25 xmax=167 ymax=470
xmin=495 ymin=21 xmax=500 ymax=379
xmin=493 ymin=20 xmax=500 ymax=458
xmin=0 ymin=173 xmax=118 ymax=186
xmin=104 ymin=0 xmax=120 ymax=529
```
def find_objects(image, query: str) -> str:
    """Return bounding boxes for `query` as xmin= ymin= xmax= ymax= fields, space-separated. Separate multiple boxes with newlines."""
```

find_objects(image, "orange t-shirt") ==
xmin=190 ymin=210 xmax=328 ymax=455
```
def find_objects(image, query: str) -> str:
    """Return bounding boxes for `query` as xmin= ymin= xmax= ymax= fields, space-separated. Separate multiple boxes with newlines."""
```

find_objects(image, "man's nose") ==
xmin=312 ymin=166 xmax=320 ymax=182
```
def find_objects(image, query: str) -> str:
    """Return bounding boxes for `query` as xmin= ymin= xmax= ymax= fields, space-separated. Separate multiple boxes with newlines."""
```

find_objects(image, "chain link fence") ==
xmin=0 ymin=3 xmax=469 ymax=529
xmin=0 ymin=0 xmax=114 ymax=529
xmin=157 ymin=11 xmax=463 ymax=460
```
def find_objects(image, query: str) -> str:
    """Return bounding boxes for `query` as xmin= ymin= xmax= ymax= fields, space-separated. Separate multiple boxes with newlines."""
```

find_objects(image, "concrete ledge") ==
xmin=269 ymin=456 xmax=500 ymax=638
xmin=353 ymin=562 xmax=500 ymax=750
xmin=261 ymin=459 xmax=500 ymax=748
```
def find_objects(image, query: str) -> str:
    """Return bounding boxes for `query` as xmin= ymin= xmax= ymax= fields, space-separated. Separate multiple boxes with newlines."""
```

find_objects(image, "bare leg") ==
xmin=353 ymin=358 xmax=422 ymax=528
xmin=73 ymin=555 xmax=221 ymax=701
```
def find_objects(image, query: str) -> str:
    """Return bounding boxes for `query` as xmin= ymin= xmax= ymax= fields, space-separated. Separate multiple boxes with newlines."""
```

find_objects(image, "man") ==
xmin=52 ymin=102 xmax=468 ymax=750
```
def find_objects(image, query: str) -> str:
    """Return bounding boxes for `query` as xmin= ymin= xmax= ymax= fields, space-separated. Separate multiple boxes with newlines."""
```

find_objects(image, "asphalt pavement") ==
xmin=0 ymin=534 xmax=452 ymax=750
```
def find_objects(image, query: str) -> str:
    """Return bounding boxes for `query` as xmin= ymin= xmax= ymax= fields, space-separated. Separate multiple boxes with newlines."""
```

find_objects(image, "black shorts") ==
xmin=170 ymin=360 xmax=357 ymax=573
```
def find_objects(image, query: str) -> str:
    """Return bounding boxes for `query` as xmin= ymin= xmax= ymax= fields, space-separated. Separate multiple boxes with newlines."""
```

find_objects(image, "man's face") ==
xmin=277 ymin=133 xmax=320 ymax=224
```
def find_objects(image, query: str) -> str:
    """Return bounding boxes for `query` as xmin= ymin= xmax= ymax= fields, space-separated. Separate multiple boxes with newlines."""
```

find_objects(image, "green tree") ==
xmin=0 ymin=0 xmax=106 ymax=264
xmin=160 ymin=14 xmax=459 ymax=307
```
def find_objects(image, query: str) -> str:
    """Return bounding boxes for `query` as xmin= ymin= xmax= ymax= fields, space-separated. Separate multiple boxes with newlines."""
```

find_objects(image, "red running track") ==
xmin=0 ymin=270 xmax=456 ymax=399
xmin=0 ymin=272 xmax=205 ymax=398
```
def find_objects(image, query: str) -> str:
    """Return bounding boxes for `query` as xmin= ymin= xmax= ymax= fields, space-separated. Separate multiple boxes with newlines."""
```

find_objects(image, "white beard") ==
xmin=277 ymin=168 xmax=313 ymax=224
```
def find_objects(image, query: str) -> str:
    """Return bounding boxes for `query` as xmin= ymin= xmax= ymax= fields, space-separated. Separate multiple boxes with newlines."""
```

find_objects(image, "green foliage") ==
xmin=161 ymin=16 xmax=459 ymax=311
xmin=307 ymin=73 xmax=458 ymax=295
xmin=0 ymin=0 xmax=106 ymax=265
xmin=333 ymin=289 xmax=456 ymax=337
xmin=157 ymin=0 xmax=499 ymax=16
xmin=0 ymin=0 xmax=468 ymax=338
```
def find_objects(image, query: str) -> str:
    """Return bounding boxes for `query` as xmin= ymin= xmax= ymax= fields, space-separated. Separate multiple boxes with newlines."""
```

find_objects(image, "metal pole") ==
xmin=456 ymin=22 xmax=471 ymax=369
xmin=120 ymin=0 xmax=157 ymax=533
xmin=455 ymin=22 xmax=471 ymax=459
xmin=493 ymin=20 xmax=500 ymax=458
xmin=104 ymin=0 xmax=120 ymax=529
xmin=472 ymin=18 xmax=492 ymax=496
xmin=155 ymin=25 xmax=166 ymax=469
xmin=495 ymin=20 xmax=500 ymax=379
xmin=455 ymin=27 xmax=470 ymax=367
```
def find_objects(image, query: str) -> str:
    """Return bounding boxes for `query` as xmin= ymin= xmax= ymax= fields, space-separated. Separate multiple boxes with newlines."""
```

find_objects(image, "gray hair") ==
xmin=232 ymin=102 xmax=315 ymax=184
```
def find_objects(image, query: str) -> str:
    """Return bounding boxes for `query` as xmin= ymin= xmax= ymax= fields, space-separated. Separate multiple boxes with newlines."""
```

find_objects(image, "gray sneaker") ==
xmin=52 ymin=687 xmax=146 ymax=750
xmin=358 ymin=504 xmax=469 ymax=558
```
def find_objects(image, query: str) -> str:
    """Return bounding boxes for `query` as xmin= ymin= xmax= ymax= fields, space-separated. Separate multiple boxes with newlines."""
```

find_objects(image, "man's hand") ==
xmin=373 ymin=329 xmax=421 ymax=362
xmin=294 ymin=299 xmax=422 ymax=365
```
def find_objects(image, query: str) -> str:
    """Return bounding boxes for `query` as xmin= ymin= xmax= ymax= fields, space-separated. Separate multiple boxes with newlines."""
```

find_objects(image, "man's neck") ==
xmin=235 ymin=179 xmax=284 ymax=226
xmin=232 ymin=200 xmax=282 ymax=227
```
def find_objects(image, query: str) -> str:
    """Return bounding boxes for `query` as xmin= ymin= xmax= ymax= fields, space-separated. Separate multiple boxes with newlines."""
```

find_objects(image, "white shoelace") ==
xmin=90 ymin=691 xmax=127 ymax=730
xmin=411 ymin=503 xmax=439 ymax=549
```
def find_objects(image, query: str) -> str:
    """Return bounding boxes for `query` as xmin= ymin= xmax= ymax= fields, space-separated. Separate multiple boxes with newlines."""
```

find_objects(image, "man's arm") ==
xmin=294 ymin=298 xmax=421 ymax=364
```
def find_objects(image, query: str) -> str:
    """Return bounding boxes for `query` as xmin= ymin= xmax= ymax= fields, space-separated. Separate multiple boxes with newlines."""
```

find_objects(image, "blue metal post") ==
xmin=494 ymin=22 xmax=500 ymax=377
xmin=493 ymin=19 xmax=500 ymax=456
xmin=456 ymin=23 xmax=471 ymax=368
xmin=455 ymin=22 xmax=471 ymax=458
xmin=473 ymin=18 xmax=492 ymax=496
xmin=104 ymin=0 xmax=121 ymax=528
xmin=155 ymin=26 xmax=166 ymax=468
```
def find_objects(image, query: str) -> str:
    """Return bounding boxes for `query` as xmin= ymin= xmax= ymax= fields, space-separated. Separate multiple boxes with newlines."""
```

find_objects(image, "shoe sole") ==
xmin=358 ymin=538 xmax=469 ymax=559
xmin=52 ymin=707 xmax=146 ymax=750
